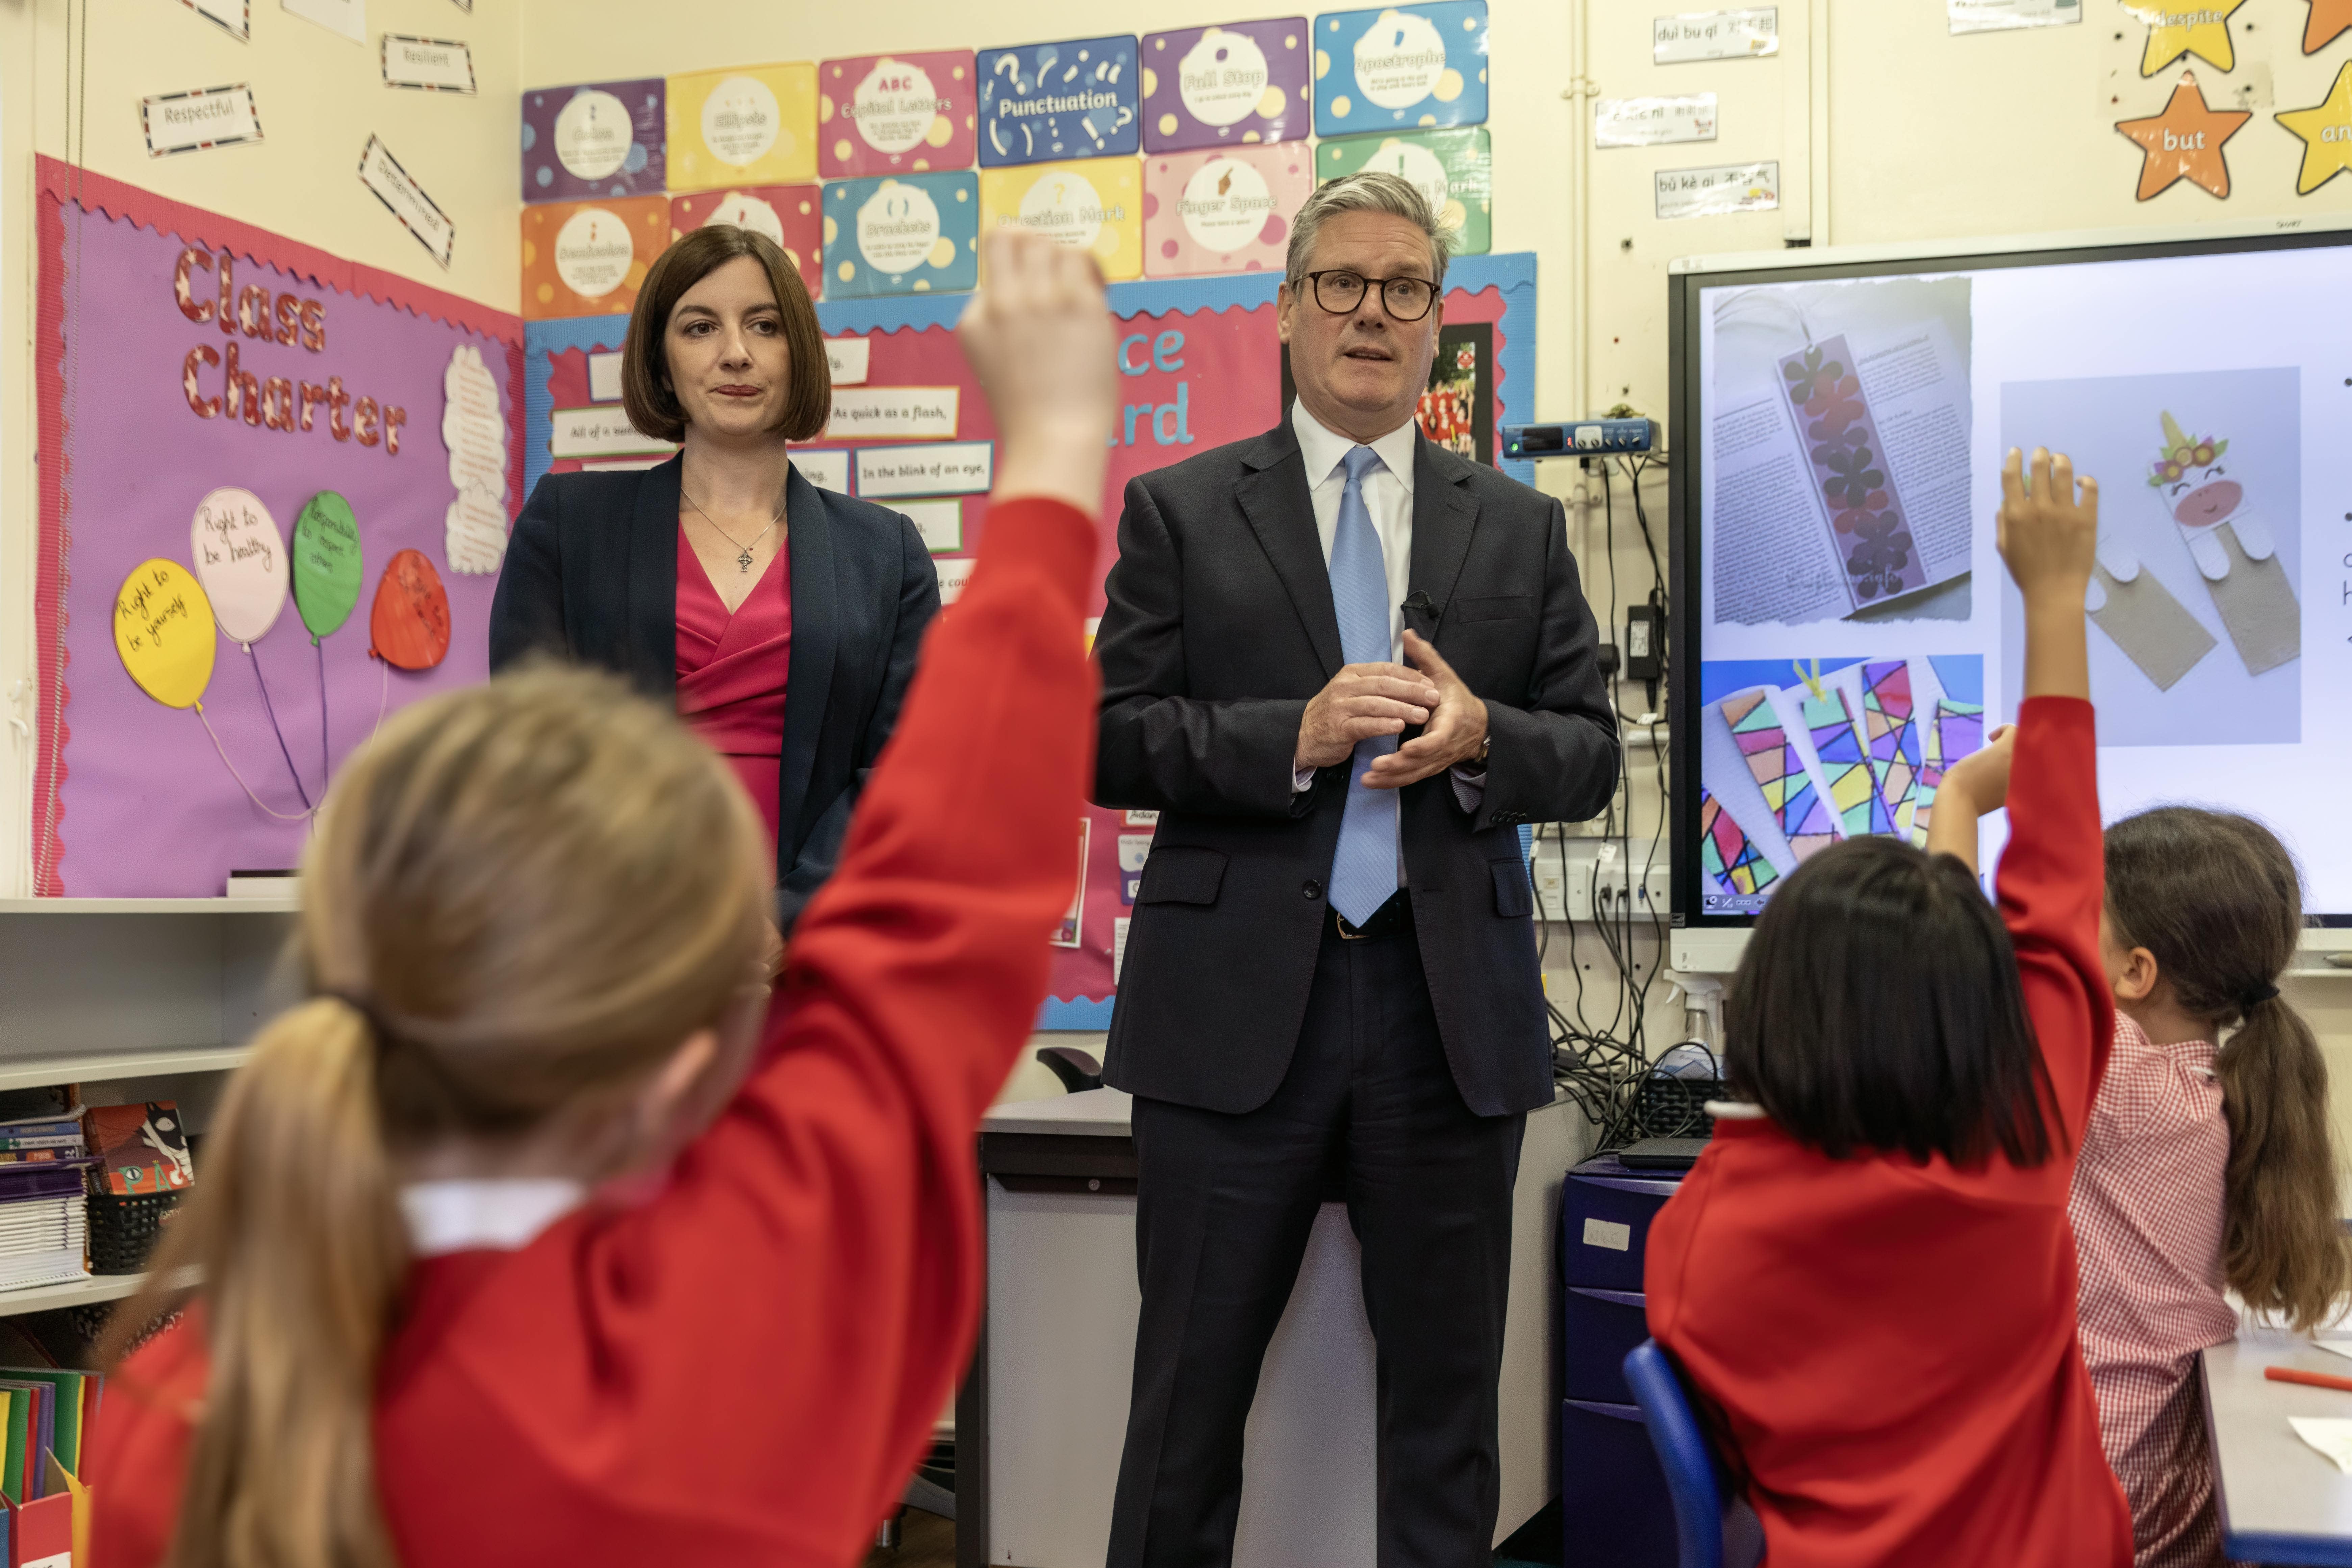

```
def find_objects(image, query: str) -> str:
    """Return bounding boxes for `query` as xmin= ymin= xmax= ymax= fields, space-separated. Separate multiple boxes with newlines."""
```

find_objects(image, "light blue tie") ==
xmin=1326 ymin=445 xmax=1399 ymax=927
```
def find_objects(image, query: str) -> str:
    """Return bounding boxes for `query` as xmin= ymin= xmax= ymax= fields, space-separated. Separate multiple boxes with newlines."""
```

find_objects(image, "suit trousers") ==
xmin=1106 ymin=908 xmax=1527 ymax=1568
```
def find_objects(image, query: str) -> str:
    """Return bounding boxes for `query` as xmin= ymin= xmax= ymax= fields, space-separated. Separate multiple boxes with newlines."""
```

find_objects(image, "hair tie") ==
xmin=2242 ymin=980 xmax=2280 ymax=1010
xmin=320 ymin=989 xmax=394 ymax=1045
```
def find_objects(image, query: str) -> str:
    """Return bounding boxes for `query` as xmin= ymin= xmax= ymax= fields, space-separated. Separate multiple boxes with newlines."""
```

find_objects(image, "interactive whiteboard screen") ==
xmin=1669 ymin=224 xmax=2352 ymax=924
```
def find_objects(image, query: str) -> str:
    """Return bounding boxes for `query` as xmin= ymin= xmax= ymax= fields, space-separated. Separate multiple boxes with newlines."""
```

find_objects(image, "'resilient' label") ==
xmin=851 ymin=59 xmax=942 ymax=155
xmin=553 ymin=206 xmax=634 ymax=297
xmin=700 ymin=190 xmax=786 ymax=249
xmin=554 ymin=89 xmax=631 ymax=179
xmin=1178 ymin=156 xmax=1275 ymax=251
xmin=1016 ymin=169 xmax=1107 ymax=250
xmin=857 ymin=180 xmax=944 ymax=273
xmin=1353 ymin=11 xmax=1448 ymax=109
xmin=1178 ymin=30 xmax=1272 ymax=127
xmin=703 ymin=76 xmax=781 ymax=166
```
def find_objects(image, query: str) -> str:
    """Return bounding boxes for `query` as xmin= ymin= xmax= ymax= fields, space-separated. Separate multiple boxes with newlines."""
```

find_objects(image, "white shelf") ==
xmin=0 ymin=1266 xmax=198 ymax=1320
xmin=0 ymin=896 xmax=297 ymax=914
xmin=0 ymin=1047 xmax=247 ymax=1092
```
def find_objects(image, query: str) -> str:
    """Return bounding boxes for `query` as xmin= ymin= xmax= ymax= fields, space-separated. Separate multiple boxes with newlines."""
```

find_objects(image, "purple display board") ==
xmin=33 ymin=161 xmax=523 ymax=896
xmin=1142 ymin=19 xmax=1311 ymax=152
xmin=522 ymin=78 xmax=666 ymax=203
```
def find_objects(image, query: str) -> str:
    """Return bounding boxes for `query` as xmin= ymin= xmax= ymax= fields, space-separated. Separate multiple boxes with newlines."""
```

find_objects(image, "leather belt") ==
xmin=1330 ymin=893 xmax=1412 ymax=941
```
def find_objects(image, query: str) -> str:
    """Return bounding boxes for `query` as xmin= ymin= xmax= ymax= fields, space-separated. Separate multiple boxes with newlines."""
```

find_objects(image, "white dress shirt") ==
xmin=401 ymin=1177 xmax=586 ymax=1257
xmin=1293 ymin=398 xmax=1420 ymax=662
xmin=1286 ymin=398 xmax=1485 ymax=811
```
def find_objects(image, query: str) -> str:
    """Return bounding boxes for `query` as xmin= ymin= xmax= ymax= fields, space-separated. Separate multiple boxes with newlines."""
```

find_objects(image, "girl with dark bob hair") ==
xmin=491 ymin=223 xmax=939 ymax=931
xmin=1646 ymin=449 xmax=2134 ymax=1568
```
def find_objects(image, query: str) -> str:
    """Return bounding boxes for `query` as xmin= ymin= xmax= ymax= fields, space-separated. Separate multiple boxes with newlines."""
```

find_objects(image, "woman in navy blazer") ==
xmin=491 ymin=226 xmax=938 ymax=929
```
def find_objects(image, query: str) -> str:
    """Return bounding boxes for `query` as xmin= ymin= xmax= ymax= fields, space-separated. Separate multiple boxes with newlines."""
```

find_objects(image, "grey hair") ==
xmin=1284 ymin=171 xmax=1453 ymax=290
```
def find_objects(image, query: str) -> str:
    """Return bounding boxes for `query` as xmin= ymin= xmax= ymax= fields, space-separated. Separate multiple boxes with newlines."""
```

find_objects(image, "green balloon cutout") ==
xmin=291 ymin=491 xmax=364 ymax=639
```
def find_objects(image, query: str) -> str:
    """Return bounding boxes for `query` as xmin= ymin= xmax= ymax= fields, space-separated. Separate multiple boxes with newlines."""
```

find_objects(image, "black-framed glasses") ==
xmin=1298 ymin=269 xmax=1437 ymax=322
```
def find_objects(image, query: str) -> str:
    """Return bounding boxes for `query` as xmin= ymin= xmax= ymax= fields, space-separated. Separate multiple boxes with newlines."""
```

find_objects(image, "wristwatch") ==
xmin=1473 ymin=734 xmax=1491 ymax=766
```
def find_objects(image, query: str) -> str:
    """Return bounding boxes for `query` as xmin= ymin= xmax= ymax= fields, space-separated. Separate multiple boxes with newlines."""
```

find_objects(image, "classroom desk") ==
xmin=956 ymin=1087 xmax=1589 ymax=1568
xmin=2205 ymin=1324 xmax=2352 ymax=1565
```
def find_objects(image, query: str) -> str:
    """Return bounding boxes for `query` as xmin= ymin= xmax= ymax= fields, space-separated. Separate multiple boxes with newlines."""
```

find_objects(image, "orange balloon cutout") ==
xmin=368 ymin=549 xmax=451 ymax=671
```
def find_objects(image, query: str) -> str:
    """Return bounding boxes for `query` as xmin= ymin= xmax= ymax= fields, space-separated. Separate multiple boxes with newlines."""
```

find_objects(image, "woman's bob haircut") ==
xmin=1723 ymin=834 xmax=2059 ymax=1167
xmin=620 ymin=225 xmax=830 ymax=445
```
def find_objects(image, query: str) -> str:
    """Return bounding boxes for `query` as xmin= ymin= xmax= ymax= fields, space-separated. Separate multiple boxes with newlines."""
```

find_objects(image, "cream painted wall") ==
xmin=1 ymin=0 xmax=521 ymax=893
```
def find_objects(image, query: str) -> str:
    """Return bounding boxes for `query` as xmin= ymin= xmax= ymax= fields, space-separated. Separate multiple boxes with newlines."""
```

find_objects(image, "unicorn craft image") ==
xmin=2148 ymin=411 xmax=2299 ymax=677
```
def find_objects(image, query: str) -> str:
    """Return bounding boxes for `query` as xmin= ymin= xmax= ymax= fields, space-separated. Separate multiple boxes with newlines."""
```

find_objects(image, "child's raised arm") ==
xmin=2001 ymin=445 xmax=2097 ymax=701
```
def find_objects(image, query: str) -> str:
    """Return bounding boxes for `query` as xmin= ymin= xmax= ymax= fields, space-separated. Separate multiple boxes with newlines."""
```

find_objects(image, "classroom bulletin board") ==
xmin=524 ymin=253 xmax=1535 ymax=1024
xmin=31 ymin=158 xmax=524 ymax=899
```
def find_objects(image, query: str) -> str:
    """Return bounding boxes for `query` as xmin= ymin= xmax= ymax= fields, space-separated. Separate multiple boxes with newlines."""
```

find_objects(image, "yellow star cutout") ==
xmin=2277 ymin=61 xmax=2352 ymax=195
xmin=2130 ymin=0 xmax=2249 ymax=77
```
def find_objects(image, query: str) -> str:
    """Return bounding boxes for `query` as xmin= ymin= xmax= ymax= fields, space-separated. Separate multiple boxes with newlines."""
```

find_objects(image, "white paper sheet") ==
xmin=2292 ymin=1417 xmax=2352 ymax=1474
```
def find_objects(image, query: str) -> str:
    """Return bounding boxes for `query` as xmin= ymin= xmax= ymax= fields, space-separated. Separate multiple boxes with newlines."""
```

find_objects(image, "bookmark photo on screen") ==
xmin=1707 ymin=278 xmax=1975 ymax=628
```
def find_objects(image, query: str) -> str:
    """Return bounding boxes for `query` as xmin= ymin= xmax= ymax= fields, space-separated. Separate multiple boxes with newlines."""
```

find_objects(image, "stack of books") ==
xmin=0 ymin=1118 xmax=89 ymax=1294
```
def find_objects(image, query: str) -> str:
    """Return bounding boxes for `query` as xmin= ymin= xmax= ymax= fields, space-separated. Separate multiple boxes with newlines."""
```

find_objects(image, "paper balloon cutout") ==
xmin=188 ymin=487 xmax=288 ymax=646
xmin=292 ymin=491 xmax=364 ymax=639
xmin=115 ymin=559 xmax=217 ymax=709
xmin=369 ymin=549 xmax=452 ymax=671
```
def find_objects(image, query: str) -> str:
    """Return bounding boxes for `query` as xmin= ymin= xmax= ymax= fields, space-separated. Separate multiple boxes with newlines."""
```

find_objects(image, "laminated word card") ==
xmin=979 ymin=159 xmax=1144 ymax=280
xmin=667 ymin=64 xmax=819 ymax=191
xmin=1142 ymin=144 xmax=1311 ymax=278
xmin=522 ymin=80 xmax=665 ymax=203
xmin=821 ymin=172 xmax=980 ymax=298
xmin=1316 ymin=127 xmax=1490 ymax=253
xmin=1313 ymin=1 xmax=1489 ymax=137
xmin=1143 ymin=20 xmax=1311 ymax=151
xmin=819 ymin=52 xmax=978 ymax=178
xmin=670 ymin=186 xmax=825 ymax=301
xmin=521 ymin=195 xmax=669 ymax=319
xmin=978 ymin=36 xmax=1141 ymax=166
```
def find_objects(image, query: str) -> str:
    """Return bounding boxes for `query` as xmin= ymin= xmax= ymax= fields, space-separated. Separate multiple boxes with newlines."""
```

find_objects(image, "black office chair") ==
xmin=1035 ymin=1045 xmax=1104 ymax=1094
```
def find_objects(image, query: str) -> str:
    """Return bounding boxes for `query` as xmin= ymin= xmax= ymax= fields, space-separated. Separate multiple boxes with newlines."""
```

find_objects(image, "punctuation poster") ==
xmin=524 ymin=256 xmax=1534 ymax=1021
xmin=32 ymin=159 xmax=524 ymax=897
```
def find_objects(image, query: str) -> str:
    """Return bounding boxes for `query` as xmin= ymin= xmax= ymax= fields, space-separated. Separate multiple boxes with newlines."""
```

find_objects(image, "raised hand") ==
xmin=1998 ymin=446 xmax=2098 ymax=702
xmin=1997 ymin=446 xmax=2099 ymax=602
xmin=958 ymin=229 xmax=1118 ymax=517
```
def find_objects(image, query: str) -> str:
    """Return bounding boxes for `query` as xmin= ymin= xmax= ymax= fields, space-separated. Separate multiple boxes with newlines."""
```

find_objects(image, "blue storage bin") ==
xmin=1561 ymin=1285 xmax=1650 ymax=1405
xmin=1560 ymin=1398 xmax=1675 ymax=1568
xmin=1558 ymin=1155 xmax=1683 ymax=1293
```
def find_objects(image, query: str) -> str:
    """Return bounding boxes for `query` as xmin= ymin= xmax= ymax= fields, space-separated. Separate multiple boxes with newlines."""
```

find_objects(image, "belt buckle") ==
xmin=1336 ymin=915 xmax=1371 ymax=941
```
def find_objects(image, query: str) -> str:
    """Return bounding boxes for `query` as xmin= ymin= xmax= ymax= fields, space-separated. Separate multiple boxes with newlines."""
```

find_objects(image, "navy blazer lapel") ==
xmin=626 ymin=455 xmax=684 ymax=695
xmin=1410 ymin=437 xmax=1480 ymax=635
xmin=1236 ymin=422 xmax=1345 ymax=680
xmin=775 ymin=462 xmax=838 ymax=849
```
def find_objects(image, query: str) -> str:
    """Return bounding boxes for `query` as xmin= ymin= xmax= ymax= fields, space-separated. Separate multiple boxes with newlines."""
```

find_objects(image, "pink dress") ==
xmin=674 ymin=528 xmax=792 ymax=854
xmin=2070 ymin=1013 xmax=2237 ymax=1568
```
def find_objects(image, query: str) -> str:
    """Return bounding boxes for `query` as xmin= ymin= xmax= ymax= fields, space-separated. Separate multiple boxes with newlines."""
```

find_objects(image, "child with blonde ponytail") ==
xmin=2072 ymin=807 xmax=2351 ymax=1568
xmin=85 ymin=227 xmax=1121 ymax=1568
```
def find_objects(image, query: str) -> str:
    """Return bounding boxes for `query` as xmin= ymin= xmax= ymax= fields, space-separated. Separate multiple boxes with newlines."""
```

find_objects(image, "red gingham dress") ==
xmin=2070 ymin=1014 xmax=2239 ymax=1568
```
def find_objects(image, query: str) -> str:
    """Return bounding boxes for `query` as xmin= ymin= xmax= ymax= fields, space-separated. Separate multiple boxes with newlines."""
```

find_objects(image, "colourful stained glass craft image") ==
xmin=1800 ymin=685 xmax=1888 ymax=837
xmin=1699 ymin=789 xmax=1777 ymax=898
xmin=1909 ymin=696 xmax=1985 ymax=848
xmin=1858 ymin=659 xmax=1923 ymax=834
xmin=1721 ymin=689 xmax=1835 ymax=860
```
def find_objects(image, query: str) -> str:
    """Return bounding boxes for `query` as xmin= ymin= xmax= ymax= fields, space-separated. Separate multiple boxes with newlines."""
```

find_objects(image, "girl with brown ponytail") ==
xmin=2071 ymin=806 xmax=2351 ymax=1568
xmin=83 ymin=229 xmax=1121 ymax=1568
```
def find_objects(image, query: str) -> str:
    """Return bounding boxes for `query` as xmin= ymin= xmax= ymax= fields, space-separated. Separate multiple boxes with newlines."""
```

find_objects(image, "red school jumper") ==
xmin=1645 ymin=697 xmax=2132 ymax=1568
xmin=86 ymin=497 xmax=1101 ymax=1568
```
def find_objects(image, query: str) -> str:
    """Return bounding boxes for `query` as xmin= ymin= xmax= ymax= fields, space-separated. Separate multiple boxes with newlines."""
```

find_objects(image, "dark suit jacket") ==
xmin=1094 ymin=421 xmax=1617 ymax=1118
xmin=489 ymin=454 xmax=940 ymax=930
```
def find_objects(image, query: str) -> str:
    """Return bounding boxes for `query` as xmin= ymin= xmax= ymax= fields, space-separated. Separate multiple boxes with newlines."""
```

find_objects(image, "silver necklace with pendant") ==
xmin=682 ymin=487 xmax=784 ymax=573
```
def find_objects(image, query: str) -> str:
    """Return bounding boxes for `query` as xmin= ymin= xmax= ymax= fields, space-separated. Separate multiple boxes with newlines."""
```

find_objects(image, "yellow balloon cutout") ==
xmin=114 ymin=558 xmax=217 ymax=710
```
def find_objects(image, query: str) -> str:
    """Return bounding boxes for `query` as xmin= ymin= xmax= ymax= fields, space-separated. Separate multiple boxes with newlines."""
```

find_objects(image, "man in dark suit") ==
xmin=1094 ymin=172 xmax=1618 ymax=1567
